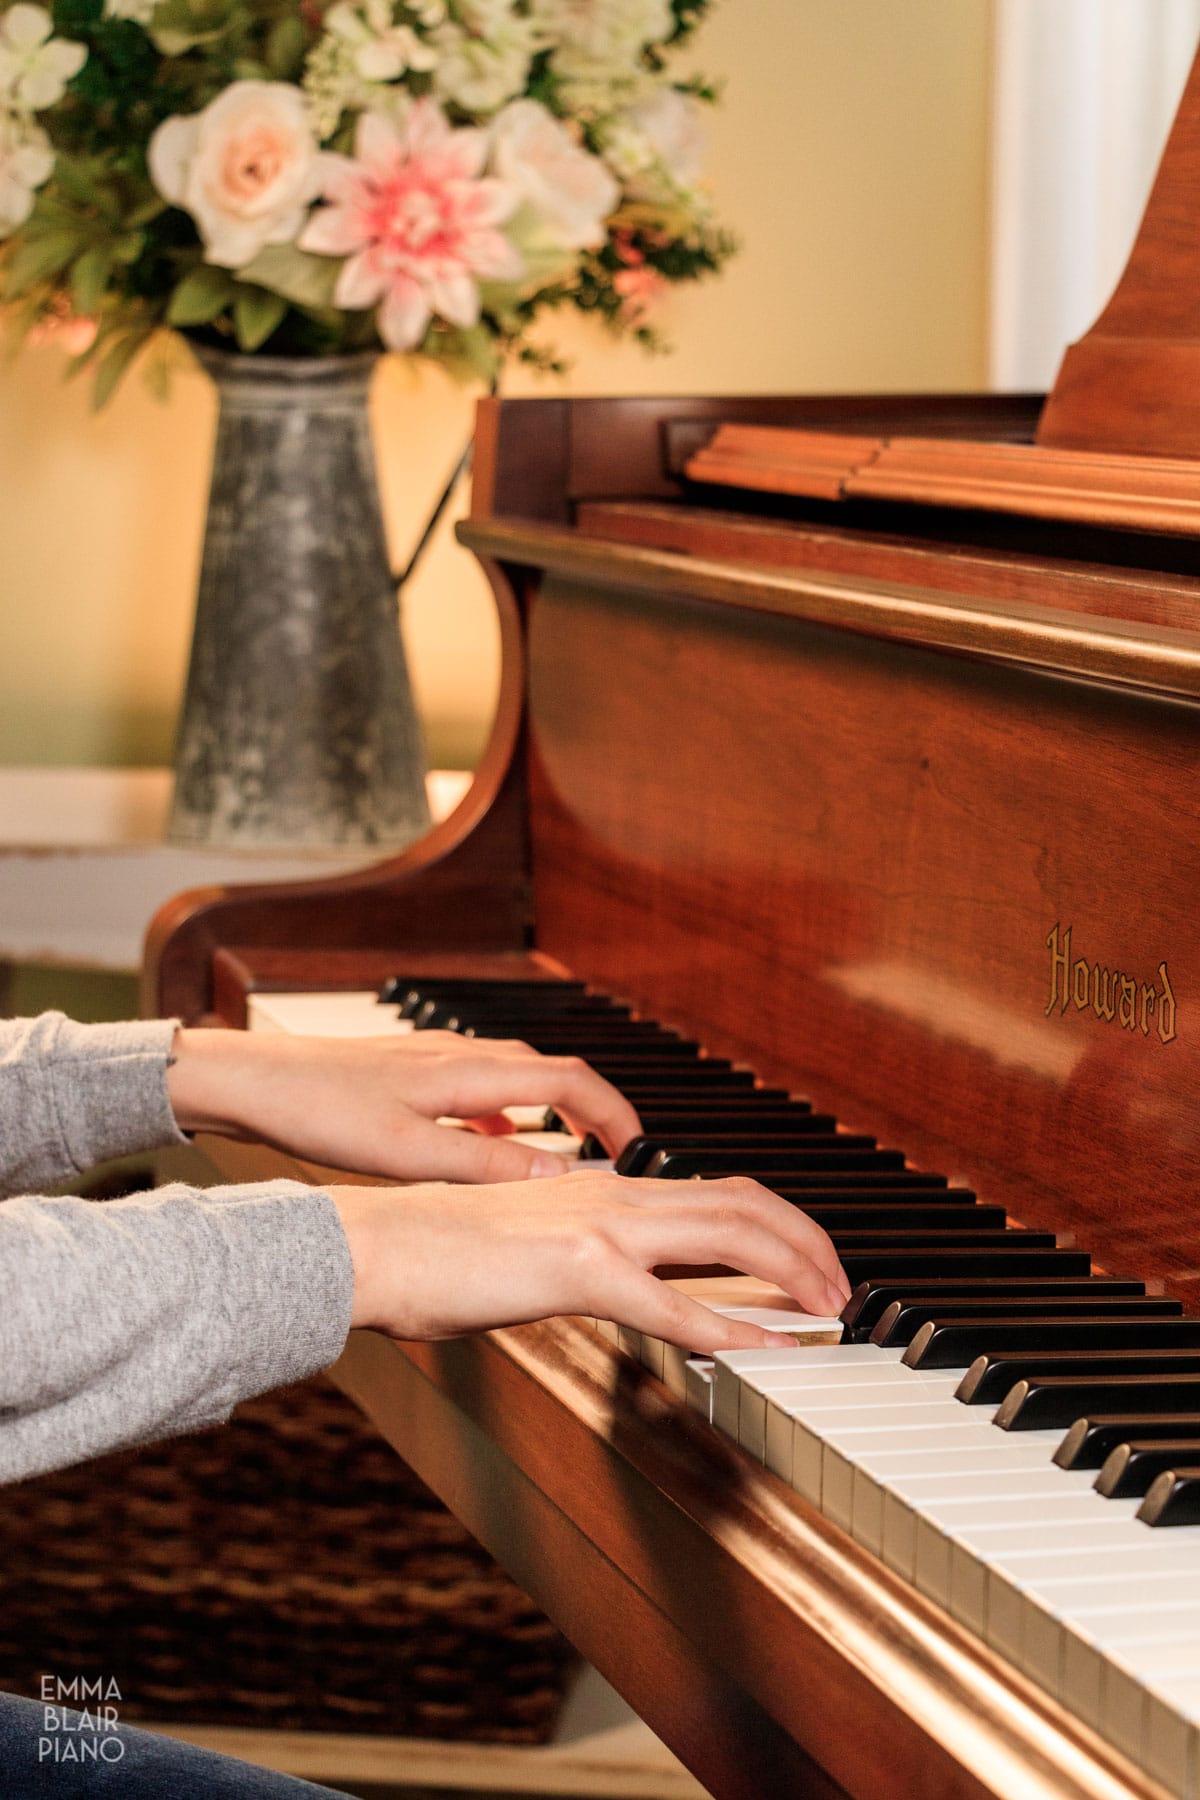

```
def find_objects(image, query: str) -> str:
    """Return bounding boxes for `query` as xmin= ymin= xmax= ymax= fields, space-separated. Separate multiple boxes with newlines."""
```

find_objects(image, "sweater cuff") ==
xmin=44 ymin=1013 xmax=188 ymax=1172
xmin=210 ymin=1182 xmax=356 ymax=1402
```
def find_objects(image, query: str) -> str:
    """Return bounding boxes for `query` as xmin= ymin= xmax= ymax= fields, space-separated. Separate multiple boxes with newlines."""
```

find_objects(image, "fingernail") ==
xmin=530 ymin=1151 xmax=564 ymax=1178
xmin=824 ymin=1279 xmax=849 ymax=1317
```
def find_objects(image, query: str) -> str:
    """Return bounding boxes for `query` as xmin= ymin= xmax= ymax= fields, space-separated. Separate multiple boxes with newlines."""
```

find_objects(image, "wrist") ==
xmin=330 ymin=1186 xmax=392 ymax=1331
xmin=166 ymin=1027 xmax=260 ymax=1136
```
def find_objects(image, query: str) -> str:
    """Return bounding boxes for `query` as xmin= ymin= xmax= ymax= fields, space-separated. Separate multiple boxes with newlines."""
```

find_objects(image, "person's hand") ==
xmin=332 ymin=1170 xmax=853 ymax=1346
xmin=166 ymin=1028 xmax=640 ymax=1182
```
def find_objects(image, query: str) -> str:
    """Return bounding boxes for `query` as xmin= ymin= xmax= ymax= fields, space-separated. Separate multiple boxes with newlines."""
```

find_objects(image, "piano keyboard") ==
xmin=255 ymin=973 xmax=1200 ymax=1797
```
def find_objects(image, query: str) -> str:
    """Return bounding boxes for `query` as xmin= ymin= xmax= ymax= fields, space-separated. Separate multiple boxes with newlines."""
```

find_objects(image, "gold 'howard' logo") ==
xmin=1045 ymin=923 xmax=1176 ymax=1044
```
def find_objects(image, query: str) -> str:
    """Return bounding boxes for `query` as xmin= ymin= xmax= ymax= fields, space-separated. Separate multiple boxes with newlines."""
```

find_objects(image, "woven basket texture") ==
xmin=0 ymin=1376 xmax=575 ymax=1741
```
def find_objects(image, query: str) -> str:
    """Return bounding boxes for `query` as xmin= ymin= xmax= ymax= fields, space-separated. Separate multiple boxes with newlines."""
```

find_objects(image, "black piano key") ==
xmin=598 ymin=1068 xmax=748 ymax=1090
xmin=1137 ymin=1468 xmax=1200 ymax=1528
xmin=906 ymin=1317 xmax=1200 ymax=1372
xmin=1055 ymin=1414 xmax=1200 ymax=1471
xmin=1095 ymin=1439 xmax=1200 ymax=1498
xmin=997 ymin=1374 xmax=1200 ymax=1432
xmin=379 ymin=976 xmax=588 ymax=1009
xmin=838 ymin=1247 xmax=1090 ymax=1282
xmin=791 ymin=1205 xmax=1006 ymax=1234
xmin=832 ymin=1230 xmax=1054 ymax=1252
xmin=872 ymin=1294 xmax=1180 ymax=1350
xmin=608 ymin=1104 xmax=816 ymax=1122
xmin=469 ymin=1039 xmax=705 ymax=1061
xmin=417 ymin=997 xmax=627 ymax=1028
xmin=647 ymin=1146 xmax=904 ymax=1177
xmin=452 ymin=1020 xmax=688 ymax=1044
xmin=617 ymin=1124 xmax=848 ymax=1175
xmin=771 ymin=1172 xmax=950 ymax=1192
xmin=840 ymin=1277 xmax=1147 ymax=1341
xmin=957 ymin=1346 xmax=1200 ymax=1406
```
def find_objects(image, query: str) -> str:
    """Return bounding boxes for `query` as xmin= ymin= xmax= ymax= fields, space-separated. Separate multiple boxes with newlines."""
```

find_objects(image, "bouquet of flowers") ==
xmin=0 ymin=0 xmax=731 ymax=402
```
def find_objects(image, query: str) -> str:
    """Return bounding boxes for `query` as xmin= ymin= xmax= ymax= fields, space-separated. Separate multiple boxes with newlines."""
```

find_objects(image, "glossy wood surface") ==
xmin=330 ymin=1322 xmax=1163 ymax=1800
xmin=1038 ymin=44 xmax=1200 ymax=456
xmin=146 ymin=384 xmax=1200 ymax=1800
xmin=508 ymin=556 xmax=1200 ymax=1305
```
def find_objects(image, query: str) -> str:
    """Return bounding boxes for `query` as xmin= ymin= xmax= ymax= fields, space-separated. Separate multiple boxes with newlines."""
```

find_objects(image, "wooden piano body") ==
xmin=143 ymin=55 xmax=1200 ymax=1800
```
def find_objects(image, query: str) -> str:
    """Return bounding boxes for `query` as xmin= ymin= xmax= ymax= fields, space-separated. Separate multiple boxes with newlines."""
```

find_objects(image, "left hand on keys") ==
xmin=165 ymin=1027 xmax=641 ymax=1182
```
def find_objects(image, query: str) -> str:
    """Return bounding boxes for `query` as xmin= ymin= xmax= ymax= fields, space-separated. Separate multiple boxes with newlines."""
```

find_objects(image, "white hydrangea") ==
xmin=431 ymin=2 xmax=541 ymax=116
xmin=304 ymin=0 xmax=436 ymax=137
xmin=0 ymin=108 xmax=52 ymax=236
xmin=531 ymin=0 xmax=673 ymax=111
xmin=0 ymin=4 xmax=86 ymax=111
xmin=103 ymin=0 xmax=161 ymax=24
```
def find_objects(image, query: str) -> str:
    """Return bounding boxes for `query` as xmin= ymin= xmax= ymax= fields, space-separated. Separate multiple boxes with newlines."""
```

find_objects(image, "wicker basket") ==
xmin=0 ymin=1377 xmax=576 ymax=1741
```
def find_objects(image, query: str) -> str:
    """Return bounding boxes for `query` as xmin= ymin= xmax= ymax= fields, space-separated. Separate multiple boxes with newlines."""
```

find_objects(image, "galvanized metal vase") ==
xmin=168 ymin=349 xmax=431 ymax=850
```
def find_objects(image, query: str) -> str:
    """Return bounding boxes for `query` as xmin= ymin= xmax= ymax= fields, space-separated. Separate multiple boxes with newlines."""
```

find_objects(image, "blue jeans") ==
xmin=0 ymin=1693 xmax=352 ymax=1798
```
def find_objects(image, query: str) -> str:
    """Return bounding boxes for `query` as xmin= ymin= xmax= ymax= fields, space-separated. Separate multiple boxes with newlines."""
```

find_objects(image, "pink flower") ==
xmin=28 ymin=295 xmax=98 ymax=354
xmin=301 ymin=100 xmax=522 ymax=351
xmin=613 ymin=262 xmax=664 ymax=325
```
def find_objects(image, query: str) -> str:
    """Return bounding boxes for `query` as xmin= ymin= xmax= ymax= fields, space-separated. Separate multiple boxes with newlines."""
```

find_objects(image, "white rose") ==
xmin=491 ymin=98 xmax=618 ymax=252
xmin=0 ymin=111 xmax=53 ymax=236
xmin=149 ymin=81 xmax=326 ymax=270
xmin=621 ymin=86 xmax=705 ymax=189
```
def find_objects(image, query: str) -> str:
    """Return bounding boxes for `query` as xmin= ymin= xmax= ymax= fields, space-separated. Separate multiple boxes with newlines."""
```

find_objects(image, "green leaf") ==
xmin=124 ymin=196 xmax=167 ymax=229
xmin=238 ymin=244 xmax=342 ymax=310
xmin=92 ymin=328 xmax=151 ymax=409
xmin=53 ymin=158 xmax=102 ymax=207
xmin=265 ymin=12 xmax=307 ymax=78
xmin=71 ymin=245 xmax=115 ymax=315
xmin=431 ymin=323 xmax=501 ymax=385
xmin=166 ymin=262 xmax=235 ymax=326
xmin=233 ymin=283 xmax=287 ymax=351
xmin=111 ymin=231 xmax=145 ymax=265
xmin=2 ymin=229 xmax=85 ymax=298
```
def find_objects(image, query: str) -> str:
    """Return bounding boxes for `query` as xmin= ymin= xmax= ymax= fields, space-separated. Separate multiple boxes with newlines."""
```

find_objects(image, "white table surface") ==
xmin=0 ymin=767 xmax=472 ymax=971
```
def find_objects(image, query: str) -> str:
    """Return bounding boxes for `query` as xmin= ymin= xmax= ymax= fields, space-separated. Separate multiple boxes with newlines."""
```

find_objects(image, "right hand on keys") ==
xmin=332 ymin=1171 xmax=852 ymax=1351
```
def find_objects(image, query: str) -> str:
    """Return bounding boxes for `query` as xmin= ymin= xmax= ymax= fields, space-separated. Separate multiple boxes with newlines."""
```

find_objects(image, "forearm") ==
xmin=0 ymin=1179 xmax=353 ymax=1483
xmin=0 ymin=1013 xmax=186 ymax=1196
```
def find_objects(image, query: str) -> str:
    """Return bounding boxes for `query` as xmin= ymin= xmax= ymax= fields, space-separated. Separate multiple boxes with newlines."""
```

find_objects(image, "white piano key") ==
xmin=1143 ymin=1691 xmax=1194 ymax=1800
xmin=684 ymin=1358 xmax=714 ymax=1419
xmin=706 ymin=1323 xmax=1200 ymax=1786
xmin=642 ymin=1307 xmax=837 ymax=1400
xmin=637 ymin=1331 xmax=666 ymax=1381
xmin=1144 ymin=1675 xmax=1200 ymax=1799
xmin=881 ymin=1490 xmax=918 ymax=1581
xmin=247 ymin=990 xmax=413 ymax=1035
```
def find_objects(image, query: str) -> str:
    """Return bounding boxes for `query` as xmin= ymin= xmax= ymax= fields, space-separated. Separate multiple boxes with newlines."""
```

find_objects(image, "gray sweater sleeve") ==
xmin=0 ymin=1012 xmax=187 ymax=1194
xmin=0 ymin=1014 xmax=356 ymax=1484
xmin=0 ymin=1179 xmax=354 ymax=1483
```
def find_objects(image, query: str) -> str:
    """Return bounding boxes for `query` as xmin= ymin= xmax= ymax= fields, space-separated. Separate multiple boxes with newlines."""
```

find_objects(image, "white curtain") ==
xmin=989 ymin=0 xmax=1200 ymax=391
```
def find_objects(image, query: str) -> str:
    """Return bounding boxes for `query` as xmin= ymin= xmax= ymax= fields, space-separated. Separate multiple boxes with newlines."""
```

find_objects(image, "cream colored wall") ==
xmin=0 ymin=0 xmax=992 ymax=775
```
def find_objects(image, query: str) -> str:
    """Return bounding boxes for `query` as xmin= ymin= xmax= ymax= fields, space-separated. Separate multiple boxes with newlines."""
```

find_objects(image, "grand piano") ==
xmin=143 ymin=45 xmax=1200 ymax=1800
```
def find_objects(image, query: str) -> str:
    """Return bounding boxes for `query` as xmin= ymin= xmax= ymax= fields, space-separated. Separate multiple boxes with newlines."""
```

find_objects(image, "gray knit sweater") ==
xmin=0 ymin=1013 xmax=354 ymax=1484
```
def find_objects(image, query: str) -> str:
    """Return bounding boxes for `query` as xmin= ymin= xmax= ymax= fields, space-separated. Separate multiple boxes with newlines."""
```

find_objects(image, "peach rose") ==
xmin=149 ymin=81 xmax=326 ymax=269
